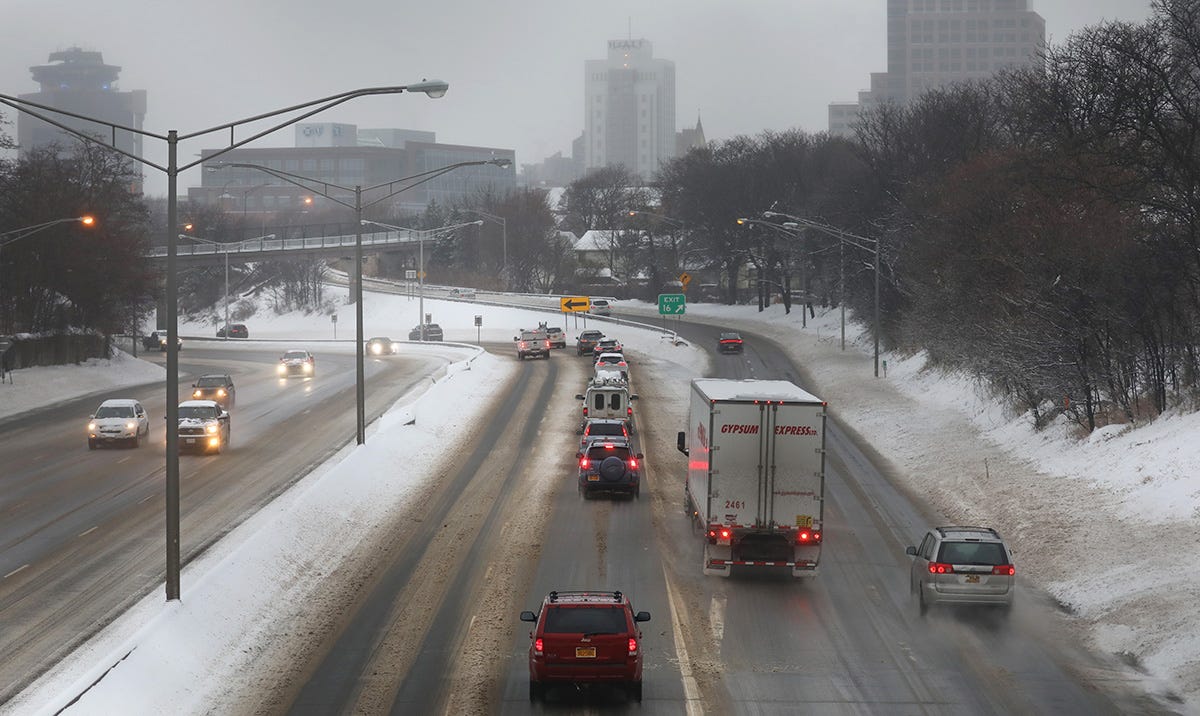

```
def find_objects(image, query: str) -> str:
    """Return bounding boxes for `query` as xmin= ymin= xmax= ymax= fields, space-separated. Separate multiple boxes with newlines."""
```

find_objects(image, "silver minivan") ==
xmin=906 ymin=526 xmax=1015 ymax=614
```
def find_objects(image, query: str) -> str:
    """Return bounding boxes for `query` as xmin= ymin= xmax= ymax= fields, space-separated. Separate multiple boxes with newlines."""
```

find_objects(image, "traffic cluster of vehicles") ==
xmin=88 ymin=344 xmax=323 ymax=455
xmin=519 ymin=328 xmax=649 ymax=705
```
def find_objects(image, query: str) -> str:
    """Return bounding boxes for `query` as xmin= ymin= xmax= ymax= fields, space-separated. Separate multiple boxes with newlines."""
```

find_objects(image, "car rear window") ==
xmin=587 ymin=423 xmax=626 ymax=437
xmin=938 ymin=541 xmax=1008 ymax=565
xmin=543 ymin=606 xmax=627 ymax=634
xmin=586 ymin=445 xmax=631 ymax=460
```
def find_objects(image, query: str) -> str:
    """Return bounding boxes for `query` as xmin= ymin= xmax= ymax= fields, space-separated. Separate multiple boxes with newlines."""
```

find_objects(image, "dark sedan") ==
xmin=718 ymin=332 xmax=744 ymax=353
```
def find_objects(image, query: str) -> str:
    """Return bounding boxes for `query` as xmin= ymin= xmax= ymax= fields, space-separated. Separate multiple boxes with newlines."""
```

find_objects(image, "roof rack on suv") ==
xmin=936 ymin=526 xmax=1002 ymax=539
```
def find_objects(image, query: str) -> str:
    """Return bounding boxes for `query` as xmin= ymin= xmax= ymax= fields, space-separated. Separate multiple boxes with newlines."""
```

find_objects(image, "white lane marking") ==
xmin=4 ymin=564 xmax=29 ymax=579
xmin=140 ymin=494 xmax=155 ymax=505
xmin=709 ymin=593 xmax=726 ymax=645
xmin=662 ymin=567 xmax=705 ymax=716
xmin=79 ymin=526 xmax=98 ymax=538
xmin=118 ymin=456 xmax=132 ymax=464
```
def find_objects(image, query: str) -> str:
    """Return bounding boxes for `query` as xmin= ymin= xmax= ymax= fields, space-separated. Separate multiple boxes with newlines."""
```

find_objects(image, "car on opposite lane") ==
xmin=176 ymin=400 xmax=231 ymax=455
xmin=277 ymin=349 xmax=316 ymax=378
xmin=216 ymin=323 xmax=249 ymax=338
xmin=520 ymin=590 xmax=651 ymax=703
xmin=87 ymin=398 xmax=150 ymax=449
xmin=906 ymin=525 xmax=1015 ymax=615
xmin=409 ymin=323 xmax=444 ymax=341
xmin=367 ymin=336 xmax=399 ymax=355
xmin=191 ymin=373 xmax=236 ymax=409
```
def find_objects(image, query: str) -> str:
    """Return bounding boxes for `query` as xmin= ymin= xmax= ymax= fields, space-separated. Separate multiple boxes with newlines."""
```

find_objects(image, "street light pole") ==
xmin=0 ymin=80 xmax=450 ymax=602
xmin=179 ymin=233 xmax=274 ymax=340
xmin=1 ymin=216 xmax=96 ymax=333
xmin=463 ymin=208 xmax=506 ymax=289
xmin=213 ymin=159 xmax=507 ymax=445
xmin=766 ymin=210 xmax=881 ymax=376
xmin=360 ymin=219 xmax=484 ymax=340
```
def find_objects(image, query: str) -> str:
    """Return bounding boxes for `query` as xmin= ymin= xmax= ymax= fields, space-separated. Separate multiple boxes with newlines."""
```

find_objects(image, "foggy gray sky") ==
xmin=2 ymin=0 xmax=1153 ymax=197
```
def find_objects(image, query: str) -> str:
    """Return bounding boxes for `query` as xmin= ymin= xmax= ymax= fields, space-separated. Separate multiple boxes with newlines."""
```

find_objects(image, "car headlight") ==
xmin=206 ymin=424 xmax=218 ymax=434
xmin=193 ymin=389 xmax=202 ymax=398
xmin=277 ymin=363 xmax=287 ymax=374
xmin=217 ymin=388 xmax=226 ymax=397
xmin=87 ymin=421 xmax=96 ymax=431
xmin=126 ymin=421 xmax=136 ymax=431
xmin=371 ymin=344 xmax=382 ymax=355
xmin=303 ymin=363 xmax=312 ymax=373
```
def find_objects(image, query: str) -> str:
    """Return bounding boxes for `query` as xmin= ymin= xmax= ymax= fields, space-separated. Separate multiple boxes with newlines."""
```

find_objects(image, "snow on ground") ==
xmin=0 ymin=352 xmax=164 ymax=421
xmin=4 ymin=287 xmax=1199 ymax=712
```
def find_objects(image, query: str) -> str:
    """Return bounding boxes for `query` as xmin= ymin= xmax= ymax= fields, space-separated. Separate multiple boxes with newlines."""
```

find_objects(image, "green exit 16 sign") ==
xmin=658 ymin=293 xmax=686 ymax=315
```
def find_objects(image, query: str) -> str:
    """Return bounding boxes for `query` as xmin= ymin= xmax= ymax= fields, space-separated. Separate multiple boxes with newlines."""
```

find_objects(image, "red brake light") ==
xmin=627 ymin=407 xmax=633 ymax=416
xmin=720 ymin=528 xmax=731 ymax=539
xmin=993 ymin=564 xmax=1015 ymax=576
xmin=580 ymin=457 xmax=589 ymax=468
xmin=582 ymin=407 xmax=588 ymax=416
xmin=534 ymin=637 xmax=544 ymax=655
xmin=604 ymin=442 xmax=614 ymax=449
xmin=928 ymin=562 xmax=954 ymax=574
xmin=628 ymin=457 xmax=638 ymax=469
xmin=628 ymin=637 xmax=638 ymax=654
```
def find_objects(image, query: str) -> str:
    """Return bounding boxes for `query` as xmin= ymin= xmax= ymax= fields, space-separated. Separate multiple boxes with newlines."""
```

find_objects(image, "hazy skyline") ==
xmin=2 ymin=0 xmax=1153 ymax=197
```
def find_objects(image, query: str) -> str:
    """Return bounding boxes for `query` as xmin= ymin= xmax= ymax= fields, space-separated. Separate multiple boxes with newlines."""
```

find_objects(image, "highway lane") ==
xmin=0 ymin=341 xmax=449 ymax=702
xmin=265 ymin=310 xmax=1166 ymax=714
xmin=646 ymin=319 xmax=1165 ymax=714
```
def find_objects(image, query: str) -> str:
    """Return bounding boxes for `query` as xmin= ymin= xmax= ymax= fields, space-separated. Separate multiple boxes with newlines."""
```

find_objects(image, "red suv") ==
xmin=520 ymin=590 xmax=651 ymax=702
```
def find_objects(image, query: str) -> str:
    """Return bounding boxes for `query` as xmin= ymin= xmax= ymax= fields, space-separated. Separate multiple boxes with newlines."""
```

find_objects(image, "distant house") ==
xmin=574 ymin=230 xmax=623 ymax=276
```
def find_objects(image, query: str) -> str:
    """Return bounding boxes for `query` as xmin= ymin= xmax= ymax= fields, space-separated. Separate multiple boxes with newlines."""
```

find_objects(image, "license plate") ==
xmin=186 ymin=438 xmax=196 ymax=444
xmin=587 ymin=475 xmax=599 ymax=481
xmin=575 ymin=646 xmax=596 ymax=658
xmin=965 ymin=575 xmax=980 ymax=583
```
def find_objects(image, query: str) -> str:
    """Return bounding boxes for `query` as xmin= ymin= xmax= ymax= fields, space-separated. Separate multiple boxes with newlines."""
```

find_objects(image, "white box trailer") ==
xmin=676 ymin=379 xmax=826 ymax=577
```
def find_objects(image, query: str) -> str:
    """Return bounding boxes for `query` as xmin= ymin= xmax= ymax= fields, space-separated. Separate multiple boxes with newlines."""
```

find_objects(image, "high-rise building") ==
xmin=828 ymin=0 xmax=1045 ymax=138
xmin=18 ymin=48 xmax=147 ymax=191
xmin=584 ymin=39 xmax=676 ymax=179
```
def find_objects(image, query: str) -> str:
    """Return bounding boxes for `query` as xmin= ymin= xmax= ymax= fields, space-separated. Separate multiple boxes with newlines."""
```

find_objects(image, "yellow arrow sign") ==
xmin=561 ymin=296 xmax=590 ymax=312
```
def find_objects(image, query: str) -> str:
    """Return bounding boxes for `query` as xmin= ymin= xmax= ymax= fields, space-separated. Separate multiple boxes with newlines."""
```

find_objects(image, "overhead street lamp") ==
xmin=212 ymin=157 xmax=508 ymax=448
xmin=736 ymin=216 xmax=810 ymax=326
xmin=765 ymin=210 xmax=882 ymax=377
xmin=179 ymin=233 xmax=275 ymax=339
xmin=1 ymin=216 xmax=96 ymax=333
xmin=461 ymin=208 xmax=506 ymax=289
xmin=360 ymin=219 xmax=483 ymax=340
xmin=0 ymin=79 xmax=450 ymax=602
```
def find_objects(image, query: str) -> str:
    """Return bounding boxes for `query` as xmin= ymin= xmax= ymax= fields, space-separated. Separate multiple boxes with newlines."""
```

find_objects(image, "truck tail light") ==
xmin=534 ymin=637 xmax=544 ymax=655
xmin=796 ymin=530 xmax=821 ymax=544
xmin=928 ymin=562 xmax=954 ymax=574
xmin=582 ymin=407 xmax=588 ymax=416
xmin=628 ymin=638 xmax=638 ymax=655
xmin=992 ymin=565 xmax=1015 ymax=576
xmin=627 ymin=407 xmax=633 ymax=417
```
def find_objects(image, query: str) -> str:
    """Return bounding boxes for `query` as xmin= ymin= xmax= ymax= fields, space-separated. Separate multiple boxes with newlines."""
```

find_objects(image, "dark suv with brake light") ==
xmin=578 ymin=438 xmax=643 ymax=499
xmin=576 ymin=330 xmax=604 ymax=356
xmin=520 ymin=590 xmax=650 ymax=703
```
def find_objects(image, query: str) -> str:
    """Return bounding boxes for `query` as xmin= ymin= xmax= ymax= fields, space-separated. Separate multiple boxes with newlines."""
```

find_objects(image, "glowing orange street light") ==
xmin=81 ymin=215 xmax=96 ymax=226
